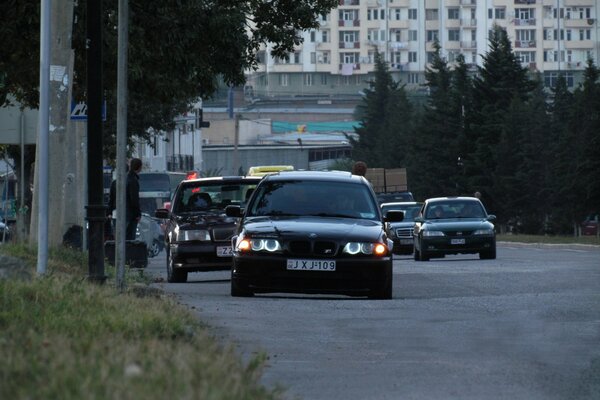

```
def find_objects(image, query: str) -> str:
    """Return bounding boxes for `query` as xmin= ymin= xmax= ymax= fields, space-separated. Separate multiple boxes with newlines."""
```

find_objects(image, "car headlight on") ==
xmin=473 ymin=229 xmax=494 ymax=235
xmin=423 ymin=230 xmax=444 ymax=237
xmin=343 ymin=242 xmax=387 ymax=256
xmin=237 ymin=237 xmax=282 ymax=253
xmin=176 ymin=228 xmax=211 ymax=242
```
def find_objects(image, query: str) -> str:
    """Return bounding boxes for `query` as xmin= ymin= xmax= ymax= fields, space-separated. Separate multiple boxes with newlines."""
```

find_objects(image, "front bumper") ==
xmin=420 ymin=235 xmax=495 ymax=255
xmin=232 ymin=254 xmax=392 ymax=296
xmin=170 ymin=242 xmax=232 ymax=272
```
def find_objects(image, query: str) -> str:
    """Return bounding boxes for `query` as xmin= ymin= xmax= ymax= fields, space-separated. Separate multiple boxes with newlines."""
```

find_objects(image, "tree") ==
xmin=352 ymin=51 xmax=412 ymax=169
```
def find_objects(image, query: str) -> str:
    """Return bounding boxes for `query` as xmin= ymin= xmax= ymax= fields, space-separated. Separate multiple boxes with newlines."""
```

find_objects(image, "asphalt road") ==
xmin=147 ymin=243 xmax=600 ymax=400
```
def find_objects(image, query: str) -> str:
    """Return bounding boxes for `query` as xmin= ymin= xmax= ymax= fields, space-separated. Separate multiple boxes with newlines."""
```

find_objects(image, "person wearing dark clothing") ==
xmin=126 ymin=158 xmax=143 ymax=240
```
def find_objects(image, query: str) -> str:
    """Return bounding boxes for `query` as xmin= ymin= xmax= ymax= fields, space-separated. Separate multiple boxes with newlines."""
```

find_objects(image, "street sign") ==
xmin=0 ymin=105 xmax=38 ymax=145
xmin=70 ymin=100 xmax=107 ymax=121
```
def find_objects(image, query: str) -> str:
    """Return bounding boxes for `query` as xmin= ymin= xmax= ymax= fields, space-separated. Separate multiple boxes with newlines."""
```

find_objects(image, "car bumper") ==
xmin=391 ymin=237 xmax=414 ymax=254
xmin=232 ymin=255 xmax=392 ymax=296
xmin=170 ymin=242 xmax=232 ymax=272
xmin=420 ymin=236 xmax=495 ymax=255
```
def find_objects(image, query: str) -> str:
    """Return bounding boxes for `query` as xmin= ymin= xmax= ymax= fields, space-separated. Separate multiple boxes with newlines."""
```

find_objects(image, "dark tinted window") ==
xmin=173 ymin=181 xmax=257 ymax=213
xmin=381 ymin=204 xmax=421 ymax=221
xmin=139 ymin=173 xmax=171 ymax=192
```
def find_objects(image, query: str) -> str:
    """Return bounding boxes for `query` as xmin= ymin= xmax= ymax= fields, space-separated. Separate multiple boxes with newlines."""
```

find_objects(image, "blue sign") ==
xmin=70 ymin=100 xmax=107 ymax=121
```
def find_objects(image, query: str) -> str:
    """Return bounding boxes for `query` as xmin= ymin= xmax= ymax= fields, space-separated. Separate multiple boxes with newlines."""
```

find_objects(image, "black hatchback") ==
xmin=225 ymin=171 xmax=404 ymax=299
xmin=155 ymin=176 xmax=261 ymax=283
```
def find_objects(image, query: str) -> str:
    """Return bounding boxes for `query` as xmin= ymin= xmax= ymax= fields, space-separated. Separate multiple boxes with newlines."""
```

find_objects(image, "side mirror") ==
xmin=487 ymin=214 xmax=497 ymax=222
xmin=384 ymin=210 xmax=404 ymax=223
xmin=155 ymin=208 xmax=169 ymax=219
xmin=225 ymin=205 xmax=242 ymax=218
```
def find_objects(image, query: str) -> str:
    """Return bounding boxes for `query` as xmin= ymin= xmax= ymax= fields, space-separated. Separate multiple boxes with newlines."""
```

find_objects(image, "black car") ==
xmin=225 ymin=171 xmax=404 ymax=299
xmin=381 ymin=201 xmax=423 ymax=255
xmin=155 ymin=176 xmax=261 ymax=282
xmin=413 ymin=197 xmax=496 ymax=261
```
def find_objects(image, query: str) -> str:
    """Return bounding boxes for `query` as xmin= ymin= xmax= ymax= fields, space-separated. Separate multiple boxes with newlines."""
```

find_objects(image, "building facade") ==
xmin=245 ymin=0 xmax=600 ymax=95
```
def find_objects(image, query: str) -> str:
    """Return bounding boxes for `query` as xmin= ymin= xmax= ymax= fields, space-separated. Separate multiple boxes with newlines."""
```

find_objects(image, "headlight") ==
xmin=473 ymin=229 xmax=494 ymax=235
xmin=343 ymin=242 xmax=387 ymax=256
xmin=177 ymin=229 xmax=211 ymax=242
xmin=238 ymin=237 xmax=282 ymax=253
xmin=423 ymin=230 xmax=444 ymax=237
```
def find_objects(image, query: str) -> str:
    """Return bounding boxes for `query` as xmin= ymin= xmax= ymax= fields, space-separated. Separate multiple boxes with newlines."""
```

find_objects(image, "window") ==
xmin=579 ymin=29 xmax=591 ymax=40
xmin=426 ymin=52 xmax=435 ymax=63
xmin=341 ymin=52 xmax=359 ymax=64
xmin=408 ymin=9 xmax=417 ymax=20
xmin=566 ymin=29 xmax=572 ymax=41
xmin=339 ymin=10 xmax=358 ymax=21
xmin=310 ymin=52 xmax=316 ymax=64
xmin=516 ymin=8 xmax=534 ymax=20
xmin=544 ymin=72 xmax=573 ymax=88
xmin=368 ymin=29 xmax=379 ymax=41
xmin=516 ymin=51 xmax=535 ymax=63
xmin=447 ymin=51 xmax=460 ymax=62
xmin=553 ymin=29 xmax=564 ymax=40
xmin=310 ymin=31 xmax=316 ymax=42
xmin=293 ymin=51 xmax=301 ymax=64
xmin=380 ymin=9 xmax=385 ymax=19
xmin=516 ymin=29 xmax=535 ymax=42
xmin=320 ymin=73 xmax=328 ymax=85
xmin=256 ymin=50 xmax=266 ymax=64
xmin=426 ymin=30 xmax=439 ymax=42
xmin=392 ymin=52 xmax=401 ymax=64
xmin=304 ymin=74 xmax=313 ymax=86
xmin=408 ymin=73 xmax=419 ymax=84
xmin=394 ymin=8 xmax=401 ymax=20
xmin=392 ymin=29 xmax=402 ymax=42
xmin=448 ymin=29 xmax=460 ymax=41
xmin=495 ymin=8 xmax=505 ymax=19
xmin=342 ymin=31 xmax=359 ymax=42
xmin=279 ymin=74 xmax=289 ymax=87
xmin=448 ymin=8 xmax=459 ymax=20
xmin=321 ymin=51 xmax=330 ymax=64
xmin=425 ymin=9 xmax=438 ymax=21
xmin=322 ymin=30 xmax=330 ymax=43
xmin=408 ymin=52 xmax=417 ymax=63
xmin=409 ymin=30 xmax=417 ymax=41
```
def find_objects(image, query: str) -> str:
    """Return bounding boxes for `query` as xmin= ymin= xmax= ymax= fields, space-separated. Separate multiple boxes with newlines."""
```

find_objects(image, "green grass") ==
xmin=497 ymin=233 xmax=600 ymax=246
xmin=0 ymin=243 xmax=282 ymax=400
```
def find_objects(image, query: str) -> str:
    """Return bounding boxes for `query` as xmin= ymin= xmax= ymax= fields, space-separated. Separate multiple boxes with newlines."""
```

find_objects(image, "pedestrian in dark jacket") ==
xmin=126 ymin=158 xmax=143 ymax=240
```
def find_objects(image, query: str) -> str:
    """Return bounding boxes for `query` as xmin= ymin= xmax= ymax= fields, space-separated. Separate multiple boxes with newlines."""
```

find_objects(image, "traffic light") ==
xmin=196 ymin=109 xmax=210 ymax=128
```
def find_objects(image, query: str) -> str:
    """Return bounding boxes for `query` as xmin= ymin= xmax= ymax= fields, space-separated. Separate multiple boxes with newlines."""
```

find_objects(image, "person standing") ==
xmin=126 ymin=158 xmax=143 ymax=240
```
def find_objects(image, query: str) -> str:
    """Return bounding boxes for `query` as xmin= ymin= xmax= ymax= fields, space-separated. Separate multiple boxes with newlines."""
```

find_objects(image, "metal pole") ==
xmin=37 ymin=0 xmax=51 ymax=275
xmin=86 ymin=0 xmax=106 ymax=283
xmin=19 ymin=112 xmax=25 ymax=240
xmin=116 ymin=0 xmax=129 ymax=291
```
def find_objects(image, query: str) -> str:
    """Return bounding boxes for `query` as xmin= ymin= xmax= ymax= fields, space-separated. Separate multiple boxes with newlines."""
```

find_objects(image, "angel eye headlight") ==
xmin=343 ymin=242 xmax=361 ymax=255
xmin=250 ymin=238 xmax=282 ymax=252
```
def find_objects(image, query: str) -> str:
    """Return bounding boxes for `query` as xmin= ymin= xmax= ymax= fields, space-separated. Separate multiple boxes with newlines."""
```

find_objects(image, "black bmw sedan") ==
xmin=225 ymin=171 xmax=404 ymax=299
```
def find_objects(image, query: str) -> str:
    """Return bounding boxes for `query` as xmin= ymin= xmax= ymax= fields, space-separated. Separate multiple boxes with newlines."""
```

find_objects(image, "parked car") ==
xmin=581 ymin=214 xmax=599 ymax=236
xmin=413 ymin=197 xmax=496 ymax=261
xmin=155 ymin=176 xmax=262 ymax=283
xmin=0 ymin=219 xmax=10 ymax=243
xmin=225 ymin=171 xmax=404 ymax=299
xmin=381 ymin=202 xmax=423 ymax=255
xmin=136 ymin=214 xmax=164 ymax=258
xmin=376 ymin=191 xmax=414 ymax=205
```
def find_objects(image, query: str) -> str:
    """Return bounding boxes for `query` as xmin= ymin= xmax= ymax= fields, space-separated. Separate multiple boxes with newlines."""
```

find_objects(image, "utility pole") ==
xmin=86 ymin=0 xmax=106 ymax=283
xmin=233 ymin=114 xmax=240 ymax=175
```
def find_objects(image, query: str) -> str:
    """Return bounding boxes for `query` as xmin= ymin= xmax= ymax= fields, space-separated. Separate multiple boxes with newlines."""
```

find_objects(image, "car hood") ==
xmin=242 ymin=216 xmax=385 ymax=242
xmin=389 ymin=221 xmax=416 ymax=229
xmin=423 ymin=218 xmax=494 ymax=230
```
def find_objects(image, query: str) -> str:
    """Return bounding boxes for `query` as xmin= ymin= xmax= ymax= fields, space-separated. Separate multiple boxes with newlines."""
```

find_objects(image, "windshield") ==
xmin=381 ymin=204 xmax=421 ymax=221
xmin=173 ymin=181 xmax=257 ymax=213
xmin=247 ymin=180 xmax=379 ymax=220
xmin=425 ymin=201 xmax=486 ymax=219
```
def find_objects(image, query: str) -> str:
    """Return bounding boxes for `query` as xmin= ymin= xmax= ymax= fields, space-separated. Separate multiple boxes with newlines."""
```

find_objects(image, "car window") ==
xmin=248 ymin=180 xmax=379 ymax=220
xmin=173 ymin=182 xmax=257 ymax=213
xmin=425 ymin=201 xmax=485 ymax=219
xmin=381 ymin=205 xmax=421 ymax=221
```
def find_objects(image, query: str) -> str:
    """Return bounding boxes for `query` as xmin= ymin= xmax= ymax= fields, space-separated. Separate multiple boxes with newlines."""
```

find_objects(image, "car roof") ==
xmin=380 ymin=201 xmax=422 ymax=207
xmin=425 ymin=196 xmax=481 ymax=204
xmin=261 ymin=170 xmax=366 ymax=183
xmin=181 ymin=176 xmax=262 ymax=185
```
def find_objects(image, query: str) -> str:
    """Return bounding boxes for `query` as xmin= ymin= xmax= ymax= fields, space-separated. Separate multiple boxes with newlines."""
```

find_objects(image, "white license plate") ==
xmin=451 ymin=238 xmax=466 ymax=245
xmin=399 ymin=239 xmax=413 ymax=245
xmin=216 ymin=246 xmax=233 ymax=257
xmin=287 ymin=259 xmax=336 ymax=271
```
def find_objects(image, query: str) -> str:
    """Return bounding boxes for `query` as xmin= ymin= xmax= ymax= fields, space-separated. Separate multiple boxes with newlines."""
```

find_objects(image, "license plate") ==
xmin=216 ymin=246 xmax=233 ymax=257
xmin=287 ymin=259 xmax=336 ymax=271
xmin=399 ymin=239 xmax=413 ymax=245
xmin=451 ymin=238 xmax=466 ymax=245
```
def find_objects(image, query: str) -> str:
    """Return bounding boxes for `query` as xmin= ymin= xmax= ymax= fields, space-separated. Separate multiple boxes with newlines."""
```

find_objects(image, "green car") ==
xmin=413 ymin=197 xmax=496 ymax=261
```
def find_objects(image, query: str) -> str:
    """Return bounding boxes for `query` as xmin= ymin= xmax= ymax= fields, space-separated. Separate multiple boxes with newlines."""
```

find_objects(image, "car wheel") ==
xmin=369 ymin=265 xmax=392 ymax=300
xmin=419 ymin=247 xmax=430 ymax=262
xmin=148 ymin=240 xmax=161 ymax=258
xmin=413 ymin=240 xmax=421 ymax=261
xmin=231 ymin=279 xmax=254 ymax=297
xmin=166 ymin=249 xmax=187 ymax=283
xmin=479 ymin=247 xmax=496 ymax=260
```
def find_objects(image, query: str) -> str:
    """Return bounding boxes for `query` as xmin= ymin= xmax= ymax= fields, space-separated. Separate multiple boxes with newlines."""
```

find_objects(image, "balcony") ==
xmin=514 ymin=18 xmax=536 ymax=26
xmin=564 ymin=0 xmax=594 ymax=5
xmin=339 ymin=19 xmax=360 ymax=27
xmin=339 ymin=41 xmax=360 ymax=49
xmin=339 ymin=63 xmax=361 ymax=71
xmin=460 ymin=40 xmax=477 ymax=48
xmin=461 ymin=18 xmax=477 ymax=27
xmin=564 ymin=18 xmax=596 ymax=28
xmin=515 ymin=40 xmax=537 ymax=48
xmin=338 ymin=0 xmax=360 ymax=5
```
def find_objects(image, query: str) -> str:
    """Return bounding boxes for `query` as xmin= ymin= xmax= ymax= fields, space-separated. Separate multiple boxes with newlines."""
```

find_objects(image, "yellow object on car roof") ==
xmin=247 ymin=165 xmax=294 ymax=177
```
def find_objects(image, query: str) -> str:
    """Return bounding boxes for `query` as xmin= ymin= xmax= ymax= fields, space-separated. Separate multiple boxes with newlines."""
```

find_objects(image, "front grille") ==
xmin=212 ymin=227 xmax=235 ymax=242
xmin=288 ymin=240 xmax=338 ymax=257
xmin=445 ymin=230 xmax=474 ymax=237
xmin=395 ymin=228 xmax=413 ymax=238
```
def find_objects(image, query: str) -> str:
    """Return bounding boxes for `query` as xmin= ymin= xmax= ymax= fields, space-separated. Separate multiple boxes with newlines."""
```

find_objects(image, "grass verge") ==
xmin=0 ymin=243 xmax=282 ymax=400
xmin=497 ymin=233 xmax=600 ymax=246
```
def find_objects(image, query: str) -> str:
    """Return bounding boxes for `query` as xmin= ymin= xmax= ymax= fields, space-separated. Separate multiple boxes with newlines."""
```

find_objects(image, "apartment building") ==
xmin=245 ymin=0 xmax=600 ymax=96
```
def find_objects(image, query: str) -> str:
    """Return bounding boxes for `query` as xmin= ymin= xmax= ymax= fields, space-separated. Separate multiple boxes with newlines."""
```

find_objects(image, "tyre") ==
xmin=369 ymin=267 xmax=392 ymax=300
xmin=166 ymin=249 xmax=187 ymax=283
xmin=479 ymin=246 xmax=496 ymax=260
xmin=148 ymin=240 xmax=161 ymax=258
xmin=231 ymin=277 xmax=254 ymax=297
xmin=419 ymin=247 xmax=430 ymax=262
